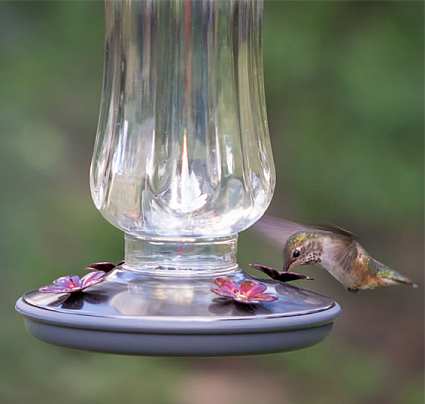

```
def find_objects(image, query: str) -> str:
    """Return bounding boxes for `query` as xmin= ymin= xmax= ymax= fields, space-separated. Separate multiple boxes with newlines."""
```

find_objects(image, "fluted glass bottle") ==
xmin=90 ymin=0 xmax=275 ymax=273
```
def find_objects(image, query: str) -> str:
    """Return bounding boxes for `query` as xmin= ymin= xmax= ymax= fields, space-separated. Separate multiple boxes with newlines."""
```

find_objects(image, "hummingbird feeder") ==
xmin=16 ymin=0 xmax=340 ymax=356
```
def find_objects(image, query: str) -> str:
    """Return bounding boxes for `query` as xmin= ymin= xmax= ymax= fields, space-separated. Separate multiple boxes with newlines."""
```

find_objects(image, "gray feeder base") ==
xmin=15 ymin=268 xmax=341 ymax=356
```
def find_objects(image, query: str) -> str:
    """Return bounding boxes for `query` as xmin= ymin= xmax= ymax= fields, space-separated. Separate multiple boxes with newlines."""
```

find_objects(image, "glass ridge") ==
xmin=90 ymin=0 xmax=275 ymax=270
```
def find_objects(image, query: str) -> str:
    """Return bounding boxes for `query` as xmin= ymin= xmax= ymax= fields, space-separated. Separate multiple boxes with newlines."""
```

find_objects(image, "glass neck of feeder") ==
xmin=91 ymin=0 xmax=275 ymax=271
xmin=124 ymin=234 xmax=238 ymax=276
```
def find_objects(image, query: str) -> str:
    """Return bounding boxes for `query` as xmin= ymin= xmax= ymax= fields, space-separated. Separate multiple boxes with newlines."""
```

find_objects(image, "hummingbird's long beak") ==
xmin=284 ymin=260 xmax=293 ymax=272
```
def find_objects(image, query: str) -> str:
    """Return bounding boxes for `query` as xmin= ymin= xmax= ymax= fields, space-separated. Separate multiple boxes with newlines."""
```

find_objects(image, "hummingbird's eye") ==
xmin=292 ymin=249 xmax=301 ymax=258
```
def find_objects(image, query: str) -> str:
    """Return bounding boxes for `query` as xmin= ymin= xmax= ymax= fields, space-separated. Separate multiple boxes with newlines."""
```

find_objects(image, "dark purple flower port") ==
xmin=39 ymin=271 xmax=106 ymax=294
xmin=85 ymin=261 xmax=124 ymax=273
xmin=211 ymin=277 xmax=278 ymax=304
xmin=250 ymin=263 xmax=313 ymax=283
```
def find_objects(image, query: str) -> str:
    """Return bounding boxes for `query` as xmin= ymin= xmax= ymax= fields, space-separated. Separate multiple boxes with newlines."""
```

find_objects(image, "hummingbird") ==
xmin=252 ymin=215 xmax=417 ymax=292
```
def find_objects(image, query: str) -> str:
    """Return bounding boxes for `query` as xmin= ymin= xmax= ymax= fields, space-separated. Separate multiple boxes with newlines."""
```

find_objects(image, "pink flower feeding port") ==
xmin=16 ymin=0 xmax=340 ymax=356
xmin=39 ymin=272 xmax=106 ymax=294
xmin=211 ymin=277 xmax=278 ymax=304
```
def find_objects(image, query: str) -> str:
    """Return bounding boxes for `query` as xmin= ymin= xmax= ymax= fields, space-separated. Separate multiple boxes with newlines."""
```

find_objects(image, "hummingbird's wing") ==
xmin=326 ymin=237 xmax=359 ymax=273
xmin=312 ymin=224 xmax=358 ymax=240
xmin=252 ymin=215 xmax=357 ymax=247
xmin=251 ymin=215 xmax=311 ymax=248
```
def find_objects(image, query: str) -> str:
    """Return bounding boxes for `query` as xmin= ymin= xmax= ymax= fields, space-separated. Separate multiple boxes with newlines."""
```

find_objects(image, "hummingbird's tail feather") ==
xmin=376 ymin=266 xmax=418 ymax=288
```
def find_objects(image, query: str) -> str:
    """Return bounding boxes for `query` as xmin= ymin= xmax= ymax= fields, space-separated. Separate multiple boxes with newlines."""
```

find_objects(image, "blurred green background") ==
xmin=1 ymin=1 xmax=423 ymax=404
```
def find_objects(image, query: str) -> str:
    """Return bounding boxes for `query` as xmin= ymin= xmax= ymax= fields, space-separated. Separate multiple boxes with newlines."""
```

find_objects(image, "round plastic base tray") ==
xmin=16 ymin=269 xmax=341 ymax=356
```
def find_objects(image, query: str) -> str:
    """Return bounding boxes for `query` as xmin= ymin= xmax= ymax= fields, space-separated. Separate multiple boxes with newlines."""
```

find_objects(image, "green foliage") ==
xmin=264 ymin=1 xmax=423 ymax=226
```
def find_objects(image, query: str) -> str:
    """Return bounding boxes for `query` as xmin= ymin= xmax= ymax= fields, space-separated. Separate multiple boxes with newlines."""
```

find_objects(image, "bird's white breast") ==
xmin=320 ymin=237 xmax=356 ymax=287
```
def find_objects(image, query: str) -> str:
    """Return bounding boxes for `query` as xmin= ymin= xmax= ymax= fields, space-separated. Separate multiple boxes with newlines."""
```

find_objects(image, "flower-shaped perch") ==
xmin=39 ymin=271 xmax=106 ymax=294
xmin=211 ymin=277 xmax=278 ymax=304
xmin=250 ymin=263 xmax=313 ymax=283
xmin=86 ymin=261 xmax=124 ymax=273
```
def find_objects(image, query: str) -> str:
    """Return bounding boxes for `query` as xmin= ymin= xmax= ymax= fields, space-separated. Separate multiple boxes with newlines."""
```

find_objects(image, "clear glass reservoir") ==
xmin=90 ymin=0 xmax=275 ymax=272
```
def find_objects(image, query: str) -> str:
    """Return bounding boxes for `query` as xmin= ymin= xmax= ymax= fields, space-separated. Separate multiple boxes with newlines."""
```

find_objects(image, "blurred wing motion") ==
xmin=251 ymin=215 xmax=311 ymax=248
xmin=250 ymin=264 xmax=313 ymax=282
xmin=313 ymin=223 xmax=357 ymax=240
xmin=252 ymin=215 xmax=355 ymax=246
